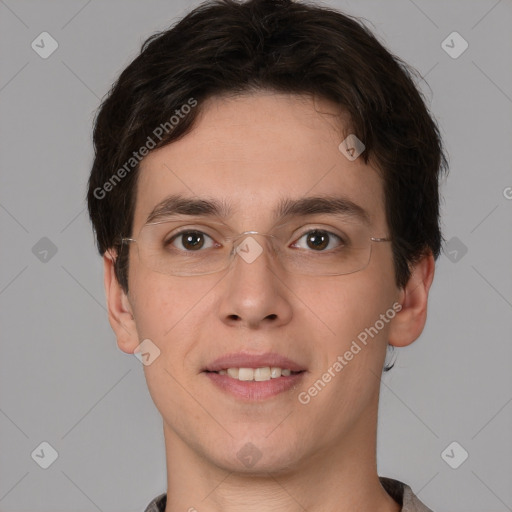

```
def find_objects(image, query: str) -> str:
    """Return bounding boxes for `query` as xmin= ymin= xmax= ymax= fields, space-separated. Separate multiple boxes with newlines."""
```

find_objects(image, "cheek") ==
xmin=302 ymin=270 xmax=395 ymax=326
xmin=292 ymin=253 xmax=398 ymax=358
xmin=128 ymin=269 xmax=199 ymax=339
xmin=128 ymin=273 xmax=199 ymax=392
xmin=127 ymin=269 xmax=222 ymax=369
xmin=292 ymin=269 xmax=398 ymax=441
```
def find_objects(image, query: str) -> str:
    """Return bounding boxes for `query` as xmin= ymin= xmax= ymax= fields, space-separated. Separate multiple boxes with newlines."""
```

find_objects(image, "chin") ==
xmin=206 ymin=436 xmax=305 ymax=475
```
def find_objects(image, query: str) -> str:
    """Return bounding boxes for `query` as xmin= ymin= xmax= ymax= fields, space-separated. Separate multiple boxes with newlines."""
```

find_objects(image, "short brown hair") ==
xmin=87 ymin=0 xmax=448 ymax=293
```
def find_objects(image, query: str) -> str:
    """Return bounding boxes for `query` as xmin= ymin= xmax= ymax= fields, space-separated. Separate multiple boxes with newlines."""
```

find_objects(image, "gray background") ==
xmin=1 ymin=0 xmax=511 ymax=511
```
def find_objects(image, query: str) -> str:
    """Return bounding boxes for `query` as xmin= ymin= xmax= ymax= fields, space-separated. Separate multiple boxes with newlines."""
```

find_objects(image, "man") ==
xmin=87 ymin=1 xmax=447 ymax=511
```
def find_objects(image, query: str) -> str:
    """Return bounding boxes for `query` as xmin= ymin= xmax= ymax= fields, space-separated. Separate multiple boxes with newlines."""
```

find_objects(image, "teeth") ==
xmin=227 ymin=368 xmax=239 ymax=379
xmin=215 ymin=367 xmax=298 ymax=381
xmin=238 ymin=368 xmax=254 ymax=381
xmin=270 ymin=367 xmax=281 ymax=378
xmin=254 ymin=367 xmax=271 ymax=381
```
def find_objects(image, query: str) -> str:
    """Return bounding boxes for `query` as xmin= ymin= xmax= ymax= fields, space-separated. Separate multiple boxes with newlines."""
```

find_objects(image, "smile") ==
xmin=207 ymin=367 xmax=303 ymax=381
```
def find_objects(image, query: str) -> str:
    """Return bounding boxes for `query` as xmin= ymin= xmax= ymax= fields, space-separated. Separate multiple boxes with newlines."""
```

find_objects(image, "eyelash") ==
xmin=165 ymin=227 xmax=346 ymax=252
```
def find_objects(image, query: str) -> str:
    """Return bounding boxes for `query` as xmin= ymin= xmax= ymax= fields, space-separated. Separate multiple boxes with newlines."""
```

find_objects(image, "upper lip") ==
xmin=203 ymin=352 xmax=306 ymax=372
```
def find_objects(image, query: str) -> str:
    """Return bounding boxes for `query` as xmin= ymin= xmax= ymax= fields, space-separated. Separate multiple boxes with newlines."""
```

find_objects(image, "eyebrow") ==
xmin=145 ymin=193 xmax=370 ymax=225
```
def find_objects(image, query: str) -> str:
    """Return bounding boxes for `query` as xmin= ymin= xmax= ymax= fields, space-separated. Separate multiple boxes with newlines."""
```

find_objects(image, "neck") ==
xmin=162 ymin=400 xmax=400 ymax=512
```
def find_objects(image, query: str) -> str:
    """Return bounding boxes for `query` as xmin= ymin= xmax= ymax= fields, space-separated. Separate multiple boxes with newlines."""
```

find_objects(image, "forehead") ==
xmin=132 ymin=91 xmax=385 ymax=232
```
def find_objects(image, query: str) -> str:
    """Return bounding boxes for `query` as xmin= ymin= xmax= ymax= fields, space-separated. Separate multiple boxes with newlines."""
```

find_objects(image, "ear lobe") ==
xmin=388 ymin=251 xmax=435 ymax=348
xmin=103 ymin=251 xmax=139 ymax=354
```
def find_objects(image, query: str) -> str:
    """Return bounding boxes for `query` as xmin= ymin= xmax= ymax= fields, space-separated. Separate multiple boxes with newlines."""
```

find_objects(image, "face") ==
xmin=115 ymin=91 xmax=404 ymax=474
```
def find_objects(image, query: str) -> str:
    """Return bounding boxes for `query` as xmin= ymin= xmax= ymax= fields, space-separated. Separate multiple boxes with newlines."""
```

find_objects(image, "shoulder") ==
xmin=379 ymin=476 xmax=435 ymax=512
xmin=143 ymin=492 xmax=167 ymax=512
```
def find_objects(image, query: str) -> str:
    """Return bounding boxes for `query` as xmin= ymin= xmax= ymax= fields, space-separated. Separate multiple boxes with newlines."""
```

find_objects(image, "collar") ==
xmin=144 ymin=477 xmax=434 ymax=512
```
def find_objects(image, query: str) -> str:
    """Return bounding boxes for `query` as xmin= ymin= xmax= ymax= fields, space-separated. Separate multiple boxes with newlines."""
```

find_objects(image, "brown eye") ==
xmin=306 ymin=230 xmax=329 ymax=250
xmin=168 ymin=230 xmax=215 ymax=251
xmin=292 ymin=229 xmax=344 ymax=251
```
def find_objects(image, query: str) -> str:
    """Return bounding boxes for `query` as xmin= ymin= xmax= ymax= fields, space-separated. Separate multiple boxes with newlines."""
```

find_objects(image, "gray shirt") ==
xmin=143 ymin=477 xmax=434 ymax=512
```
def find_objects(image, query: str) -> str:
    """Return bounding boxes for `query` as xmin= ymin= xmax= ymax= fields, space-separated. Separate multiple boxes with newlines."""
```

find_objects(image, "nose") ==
xmin=217 ymin=233 xmax=293 ymax=330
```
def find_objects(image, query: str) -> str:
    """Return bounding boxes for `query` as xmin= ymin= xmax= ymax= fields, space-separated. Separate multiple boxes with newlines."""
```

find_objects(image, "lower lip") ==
xmin=203 ymin=371 xmax=306 ymax=400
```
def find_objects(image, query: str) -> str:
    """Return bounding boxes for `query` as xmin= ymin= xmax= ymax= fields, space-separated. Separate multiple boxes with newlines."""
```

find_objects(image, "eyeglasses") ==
xmin=121 ymin=218 xmax=391 ymax=277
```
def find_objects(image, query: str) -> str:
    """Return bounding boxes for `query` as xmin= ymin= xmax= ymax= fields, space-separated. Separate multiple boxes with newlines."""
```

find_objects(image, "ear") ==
xmin=388 ymin=251 xmax=436 ymax=348
xmin=103 ymin=250 xmax=139 ymax=354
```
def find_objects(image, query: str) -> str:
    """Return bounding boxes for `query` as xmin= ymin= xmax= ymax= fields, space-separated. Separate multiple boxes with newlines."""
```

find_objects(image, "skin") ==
xmin=104 ymin=91 xmax=435 ymax=512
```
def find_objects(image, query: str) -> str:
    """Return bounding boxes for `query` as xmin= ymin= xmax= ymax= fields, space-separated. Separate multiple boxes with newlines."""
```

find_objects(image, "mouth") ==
xmin=204 ymin=367 xmax=305 ymax=382
xmin=202 ymin=352 xmax=307 ymax=400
